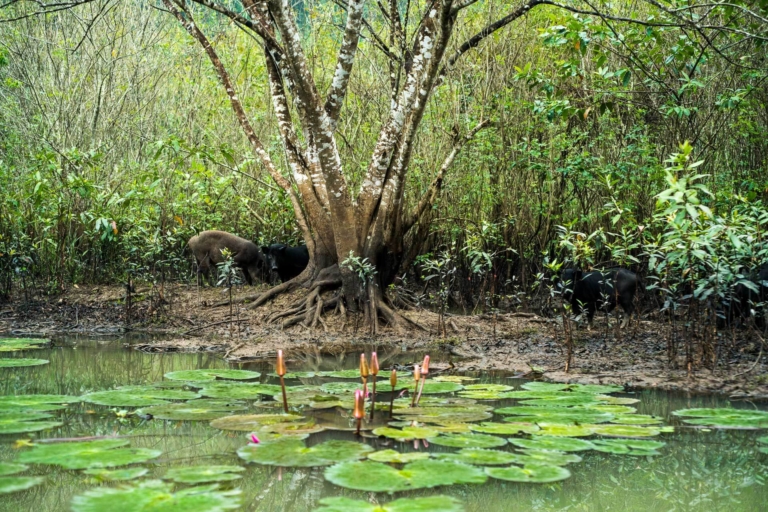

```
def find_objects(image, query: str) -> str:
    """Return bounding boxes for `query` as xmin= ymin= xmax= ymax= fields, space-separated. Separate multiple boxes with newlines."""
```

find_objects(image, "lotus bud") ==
xmin=360 ymin=354 xmax=369 ymax=378
xmin=353 ymin=389 xmax=365 ymax=419
xmin=390 ymin=368 xmax=397 ymax=388
xmin=421 ymin=355 xmax=430 ymax=375
xmin=414 ymin=365 xmax=421 ymax=382
xmin=370 ymin=352 xmax=380 ymax=376
xmin=250 ymin=434 xmax=260 ymax=444
xmin=276 ymin=350 xmax=287 ymax=377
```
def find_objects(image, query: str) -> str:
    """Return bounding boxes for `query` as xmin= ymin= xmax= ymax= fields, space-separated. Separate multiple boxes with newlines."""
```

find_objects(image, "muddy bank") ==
xmin=1 ymin=284 xmax=766 ymax=399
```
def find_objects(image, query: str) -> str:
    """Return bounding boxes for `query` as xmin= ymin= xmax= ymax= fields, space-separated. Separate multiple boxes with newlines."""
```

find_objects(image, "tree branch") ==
xmin=324 ymin=0 xmax=364 ymax=131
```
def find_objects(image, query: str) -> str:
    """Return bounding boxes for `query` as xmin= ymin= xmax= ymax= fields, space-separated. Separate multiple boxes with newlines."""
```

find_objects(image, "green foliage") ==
xmin=19 ymin=439 xmax=162 ymax=469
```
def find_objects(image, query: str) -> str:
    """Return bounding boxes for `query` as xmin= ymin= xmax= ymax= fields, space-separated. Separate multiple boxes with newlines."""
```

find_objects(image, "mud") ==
xmin=1 ymin=283 xmax=766 ymax=399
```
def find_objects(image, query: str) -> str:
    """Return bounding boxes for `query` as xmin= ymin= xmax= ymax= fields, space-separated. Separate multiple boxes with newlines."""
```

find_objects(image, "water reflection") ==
xmin=0 ymin=339 xmax=766 ymax=511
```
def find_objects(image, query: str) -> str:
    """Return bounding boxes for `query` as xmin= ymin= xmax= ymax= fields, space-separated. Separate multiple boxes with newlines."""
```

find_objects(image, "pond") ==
xmin=0 ymin=337 xmax=767 ymax=512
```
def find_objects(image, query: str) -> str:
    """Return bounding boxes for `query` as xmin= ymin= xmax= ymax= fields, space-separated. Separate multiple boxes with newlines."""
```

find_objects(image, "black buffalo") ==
xmin=262 ymin=244 xmax=310 ymax=282
xmin=560 ymin=268 xmax=638 ymax=328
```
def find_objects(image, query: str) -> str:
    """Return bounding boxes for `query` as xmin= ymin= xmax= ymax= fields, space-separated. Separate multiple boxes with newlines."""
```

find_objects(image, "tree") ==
xmin=5 ymin=0 xmax=767 ymax=328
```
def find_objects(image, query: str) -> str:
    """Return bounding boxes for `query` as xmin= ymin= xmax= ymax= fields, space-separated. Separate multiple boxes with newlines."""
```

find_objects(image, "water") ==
xmin=1 ymin=338 xmax=767 ymax=511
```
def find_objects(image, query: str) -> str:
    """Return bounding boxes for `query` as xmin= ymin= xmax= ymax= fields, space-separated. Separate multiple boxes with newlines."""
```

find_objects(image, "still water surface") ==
xmin=0 ymin=338 xmax=766 ymax=511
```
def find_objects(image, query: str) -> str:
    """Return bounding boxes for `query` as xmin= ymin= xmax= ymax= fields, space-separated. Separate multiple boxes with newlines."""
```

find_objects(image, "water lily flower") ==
xmin=370 ymin=352 xmax=379 ymax=376
xmin=411 ymin=365 xmax=421 ymax=407
xmin=276 ymin=350 xmax=287 ymax=377
xmin=420 ymin=355 xmax=430 ymax=375
xmin=415 ymin=355 xmax=430 ymax=406
xmin=250 ymin=434 xmax=260 ymax=444
xmin=360 ymin=354 xmax=370 ymax=396
xmin=353 ymin=389 xmax=365 ymax=435
xmin=389 ymin=368 xmax=398 ymax=418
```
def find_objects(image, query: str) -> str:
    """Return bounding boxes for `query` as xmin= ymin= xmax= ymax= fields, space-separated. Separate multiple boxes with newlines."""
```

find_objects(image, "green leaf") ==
xmin=83 ymin=468 xmax=149 ymax=481
xmin=516 ymin=449 xmax=582 ymax=466
xmin=0 ymin=394 xmax=79 ymax=412
xmin=19 ymin=439 xmax=162 ymax=470
xmin=164 ymin=369 xmax=261 ymax=381
xmin=0 ymin=338 xmax=49 ymax=352
xmin=0 ymin=358 xmax=49 ymax=368
xmin=0 ymin=463 xmax=28 ymax=476
xmin=427 ymin=433 xmax=507 ymax=449
xmin=469 ymin=422 xmax=540 ymax=435
xmin=314 ymin=495 xmax=465 ymax=512
xmin=508 ymin=436 xmax=595 ymax=452
xmin=209 ymin=413 xmax=304 ymax=431
xmin=485 ymin=464 xmax=571 ymax=483
xmin=82 ymin=386 xmax=199 ymax=407
xmin=592 ymin=439 xmax=665 ymax=455
xmin=588 ymin=424 xmax=661 ymax=437
xmin=164 ymin=465 xmax=245 ymax=484
xmin=238 ymin=438 xmax=372 ymax=467
xmin=324 ymin=459 xmax=487 ymax=492
xmin=373 ymin=426 xmax=439 ymax=441
xmin=71 ymin=480 xmax=241 ymax=512
xmin=140 ymin=402 xmax=247 ymax=421
xmin=435 ymin=448 xmax=519 ymax=466
xmin=672 ymin=408 xmax=768 ymax=429
xmin=200 ymin=382 xmax=282 ymax=400
xmin=368 ymin=450 xmax=431 ymax=464
xmin=0 ymin=412 xmax=62 ymax=434
xmin=0 ymin=476 xmax=44 ymax=495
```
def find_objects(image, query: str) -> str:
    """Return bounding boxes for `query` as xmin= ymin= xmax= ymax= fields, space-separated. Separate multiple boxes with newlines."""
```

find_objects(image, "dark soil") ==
xmin=1 ymin=283 xmax=766 ymax=399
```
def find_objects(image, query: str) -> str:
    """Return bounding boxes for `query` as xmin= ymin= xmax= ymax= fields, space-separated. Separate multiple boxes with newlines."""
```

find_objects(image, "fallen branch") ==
xmin=181 ymin=319 xmax=247 ymax=336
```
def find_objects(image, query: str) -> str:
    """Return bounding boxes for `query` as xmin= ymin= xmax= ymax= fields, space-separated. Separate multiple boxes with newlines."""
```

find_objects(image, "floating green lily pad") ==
xmin=0 ymin=338 xmax=49 ymax=352
xmin=485 ymin=464 xmax=571 ymax=483
xmin=82 ymin=386 xmax=199 ymax=407
xmin=592 ymin=439 xmax=665 ymax=455
xmin=377 ymin=381 xmax=464 ymax=394
xmin=0 ymin=463 xmax=27 ymax=476
xmin=0 ymin=412 xmax=62 ymax=434
xmin=498 ymin=409 xmax=613 ymax=425
xmin=209 ymin=414 xmax=303 ymax=431
xmin=508 ymin=436 xmax=595 ymax=452
xmin=457 ymin=391 xmax=511 ymax=400
xmin=237 ymin=438 xmax=372 ymax=467
xmin=318 ymin=369 xmax=396 ymax=379
xmin=0 ymin=394 xmax=80 ymax=412
xmin=164 ymin=465 xmax=245 ymax=484
xmin=517 ymin=449 xmax=583 ymax=465
xmin=20 ymin=439 xmax=162 ymax=469
xmin=436 ymin=448 xmax=519 ymax=466
xmin=594 ymin=395 xmax=640 ymax=405
xmin=537 ymin=424 xmax=595 ymax=437
xmin=394 ymin=406 xmax=492 ymax=416
xmin=315 ymin=495 xmax=465 ymax=512
xmin=0 ymin=476 xmax=44 ymax=495
xmin=586 ymin=404 xmax=637 ymax=414
xmin=463 ymin=384 xmax=513 ymax=392
xmin=469 ymin=422 xmax=540 ymax=435
xmin=262 ymin=420 xmax=327 ymax=436
xmin=0 ymin=358 xmax=49 ymax=368
xmin=164 ymin=369 xmax=261 ymax=381
xmin=520 ymin=382 xmax=570 ymax=392
xmin=321 ymin=382 xmax=363 ymax=395
xmin=373 ymin=426 xmax=439 ymax=441
xmin=672 ymin=408 xmax=768 ymax=429
xmin=324 ymin=459 xmax=487 ymax=492
xmin=71 ymin=480 xmax=241 ymax=512
xmin=83 ymin=467 xmax=149 ymax=481
xmin=271 ymin=371 xmax=316 ymax=379
xmin=519 ymin=396 xmax=601 ymax=407
xmin=368 ymin=450 xmax=431 ymax=463
xmin=401 ymin=412 xmax=493 ymax=424
xmin=433 ymin=376 xmax=478 ymax=383
xmin=200 ymin=382 xmax=283 ymax=400
xmin=589 ymin=424 xmax=660 ymax=437
xmin=611 ymin=414 xmax=662 ymax=425
xmin=431 ymin=423 xmax=473 ymax=434
xmin=427 ymin=433 xmax=507 ymax=448
xmin=140 ymin=402 xmax=246 ymax=421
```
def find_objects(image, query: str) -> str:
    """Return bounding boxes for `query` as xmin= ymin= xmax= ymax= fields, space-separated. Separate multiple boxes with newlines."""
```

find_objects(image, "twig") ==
xmin=181 ymin=319 xmax=247 ymax=336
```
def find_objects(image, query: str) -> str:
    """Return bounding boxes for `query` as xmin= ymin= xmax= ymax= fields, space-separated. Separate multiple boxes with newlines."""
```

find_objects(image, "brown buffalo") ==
xmin=187 ymin=230 xmax=267 ymax=286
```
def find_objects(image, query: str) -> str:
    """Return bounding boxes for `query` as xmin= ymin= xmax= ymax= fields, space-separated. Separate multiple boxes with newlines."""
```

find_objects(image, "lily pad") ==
xmin=611 ymin=414 xmax=663 ymax=425
xmin=271 ymin=371 xmax=317 ymax=379
xmin=469 ymin=422 xmax=540 ymax=435
xmin=569 ymin=384 xmax=624 ymax=394
xmin=164 ymin=465 xmax=245 ymax=484
xmin=427 ymin=433 xmax=507 ymax=449
xmin=592 ymin=439 xmax=665 ymax=455
xmin=519 ymin=396 xmax=601 ymax=407
xmin=394 ymin=406 xmax=492 ymax=416
xmin=508 ymin=436 xmax=595 ymax=452
xmin=672 ymin=408 xmax=768 ymax=429
xmin=431 ymin=423 xmax=472 ymax=434
xmin=315 ymin=495 xmax=465 ymax=512
xmin=71 ymin=480 xmax=241 ymax=512
xmin=140 ymin=402 xmax=246 ymax=421
xmin=589 ymin=424 xmax=661 ymax=437
xmin=403 ymin=412 xmax=493 ymax=424
xmin=368 ymin=450 xmax=431 ymax=463
xmin=0 ymin=476 xmax=44 ymax=495
xmin=586 ymin=404 xmax=637 ymax=414
xmin=319 ymin=369 xmax=391 ymax=379
xmin=520 ymin=382 xmax=570 ymax=392
xmin=19 ymin=439 xmax=162 ymax=469
xmin=0 ymin=412 xmax=62 ymax=434
xmin=237 ymin=438 xmax=372 ymax=467
xmin=456 ymin=391 xmax=511 ymax=400
xmin=321 ymin=382 xmax=362 ymax=395
xmin=436 ymin=448 xmax=519 ymax=466
xmin=463 ymin=384 xmax=513 ymax=392
xmin=377 ymin=381 xmax=464 ymax=394
xmin=373 ymin=426 xmax=439 ymax=441
xmin=517 ymin=449 xmax=583 ymax=465
xmin=537 ymin=424 xmax=595 ymax=437
xmin=485 ymin=464 xmax=571 ymax=483
xmin=593 ymin=395 xmax=640 ymax=405
xmin=433 ymin=376 xmax=478 ymax=383
xmin=83 ymin=468 xmax=149 ymax=481
xmin=200 ymin=382 xmax=283 ymax=400
xmin=324 ymin=459 xmax=487 ymax=492
xmin=262 ymin=420 xmax=327 ymax=436
xmin=496 ymin=406 xmax=613 ymax=424
xmin=0 ymin=358 xmax=49 ymax=368
xmin=0 ymin=338 xmax=49 ymax=352
xmin=0 ymin=394 xmax=80 ymax=412
xmin=82 ymin=386 xmax=199 ymax=407
xmin=0 ymin=463 xmax=27 ymax=476
xmin=164 ymin=369 xmax=261 ymax=381
xmin=209 ymin=414 xmax=304 ymax=431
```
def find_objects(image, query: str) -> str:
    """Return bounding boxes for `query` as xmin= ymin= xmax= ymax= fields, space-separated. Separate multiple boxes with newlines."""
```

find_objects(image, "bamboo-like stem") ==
xmin=369 ymin=379 xmax=377 ymax=421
